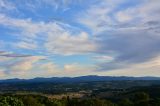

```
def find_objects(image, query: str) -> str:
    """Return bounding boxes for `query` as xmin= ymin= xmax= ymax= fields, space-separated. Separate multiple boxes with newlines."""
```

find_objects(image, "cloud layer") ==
xmin=0 ymin=0 xmax=160 ymax=78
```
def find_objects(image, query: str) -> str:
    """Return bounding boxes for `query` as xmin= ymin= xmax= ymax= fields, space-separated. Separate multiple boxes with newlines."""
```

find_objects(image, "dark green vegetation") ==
xmin=0 ymin=80 xmax=160 ymax=106
xmin=0 ymin=87 xmax=160 ymax=106
xmin=0 ymin=80 xmax=160 ymax=94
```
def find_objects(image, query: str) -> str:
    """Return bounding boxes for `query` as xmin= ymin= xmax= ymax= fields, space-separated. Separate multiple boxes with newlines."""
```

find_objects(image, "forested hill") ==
xmin=1 ymin=75 xmax=160 ymax=83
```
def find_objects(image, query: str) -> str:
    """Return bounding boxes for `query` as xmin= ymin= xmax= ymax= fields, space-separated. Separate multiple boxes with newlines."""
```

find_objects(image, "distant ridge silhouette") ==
xmin=1 ymin=75 xmax=160 ymax=83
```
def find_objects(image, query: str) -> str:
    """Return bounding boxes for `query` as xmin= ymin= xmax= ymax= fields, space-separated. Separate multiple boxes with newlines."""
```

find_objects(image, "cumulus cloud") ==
xmin=45 ymin=32 xmax=96 ymax=55
xmin=10 ymin=56 xmax=44 ymax=72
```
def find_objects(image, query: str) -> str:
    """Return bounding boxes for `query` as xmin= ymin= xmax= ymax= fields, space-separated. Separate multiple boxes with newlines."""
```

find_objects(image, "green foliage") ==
xmin=133 ymin=92 xmax=150 ymax=106
xmin=0 ymin=96 xmax=24 ymax=106
xmin=133 ymin=92 xmax=150 ymax=101
xmin=151 ymin=98 xmax=160 ymax=106
xmin=68 ymin=99 xmax=115 ymax=106
xmin=21 ymin=96 xmax=44 ymax=106
xmin=48 ymin=99 xmax=66 ymax=106
xmin=118 ymin=98 xmax=133 ymax=106
xmin=0 ymin=91 xmax=160 ymax=106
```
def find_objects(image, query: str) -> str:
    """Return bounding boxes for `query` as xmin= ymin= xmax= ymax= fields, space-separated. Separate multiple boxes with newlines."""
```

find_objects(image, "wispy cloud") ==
xmin=77 ymin=0 xmax=160 ymax=72
xmin=0 ymin=0 xmax=160 ymax=78
xmin=0 ymin=51 xmax=59 ymax=78
xmin=0 ymin=14 xmax=96 ymax=55
xmin=0 ymin=0 xmax=16 ymax=11
xmin=0 ymin=51 xmax=32 ymax=58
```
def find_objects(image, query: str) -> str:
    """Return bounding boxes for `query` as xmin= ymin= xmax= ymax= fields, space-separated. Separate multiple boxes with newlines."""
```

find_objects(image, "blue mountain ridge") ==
xmin=0 ymin=75 xmax=160 ymax=83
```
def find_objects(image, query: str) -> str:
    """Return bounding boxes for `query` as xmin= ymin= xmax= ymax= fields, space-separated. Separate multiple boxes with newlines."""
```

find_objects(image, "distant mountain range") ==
xmin=0 ymin=75 xmax=160 ymax=83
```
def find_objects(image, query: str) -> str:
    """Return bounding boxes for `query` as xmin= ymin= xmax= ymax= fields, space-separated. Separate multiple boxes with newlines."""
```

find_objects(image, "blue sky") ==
xmin=0 ymin=0 xmax=160 ymax=79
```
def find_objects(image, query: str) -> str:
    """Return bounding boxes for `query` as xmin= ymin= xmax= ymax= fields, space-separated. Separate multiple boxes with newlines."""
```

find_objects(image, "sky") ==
xmin=0 ymin=0 xmax=160 ymax=79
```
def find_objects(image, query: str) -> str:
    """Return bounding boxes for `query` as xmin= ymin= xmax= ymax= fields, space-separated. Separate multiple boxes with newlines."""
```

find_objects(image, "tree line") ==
xmin=0 ymin=92 xmax=160 ymax=106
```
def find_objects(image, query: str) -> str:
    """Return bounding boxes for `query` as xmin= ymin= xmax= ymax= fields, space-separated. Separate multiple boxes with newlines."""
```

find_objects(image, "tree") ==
xmin=150 ymin=98 xmax=160 ymax=106
xmin=133 ymin=92 xmax=150 ymax=106
xmin=79 ymin=98 xmax=115 ymax=106
xmin=49 ymin=99 xmax=66 ymax=106
xmin=0 ymin=96 xmax=24 ymax=106
xmin=22 ymin=96 xmax=44 ymax=106
xmin=118 ymin=98 xmax=133 ymax=106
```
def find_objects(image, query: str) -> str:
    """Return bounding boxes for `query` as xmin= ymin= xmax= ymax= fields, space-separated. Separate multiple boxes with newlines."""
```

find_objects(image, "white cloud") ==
xmin=0 ymin=53 xmax=96 ymax=78
xmin=77 ymin=0 xmax=160 ymax=73
xmin=116 ymin=11 xmax=133 ymax=22
xmin=0 ymin=67 xmax=6 ymax=78
xmin=115 ymin=0 xmax=160 ymax=25
xmin=11 ymin=56 xmax=44 ymax=71
xmin=62 ymin=63 xmax=95 ymax=77
xmin=0 ymin=0 xmax=16 ymax=11
xmin=15 ymin=41 xmax=38 ymax=50
xmin=64 ymin=63 xmax=84 ymax=72
xmin=0 ymin=53 xmax=60 ymax=78
xmin=77 ymin=0 xmax=126 ymax=34
xmin=0 ymin=14 xmax=96 ymax=55
xmin=99 ymin=56 xmax=160 ymax=77
xmin=93 ymin=55 xmax=114 ymax=62
xmin=45 ymin=31 xmax=96 ymax=55
xmin=78 ymin=0 xmax=160 ymax=34
xmin=0 ymin=0 xmax=160 ymax=78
